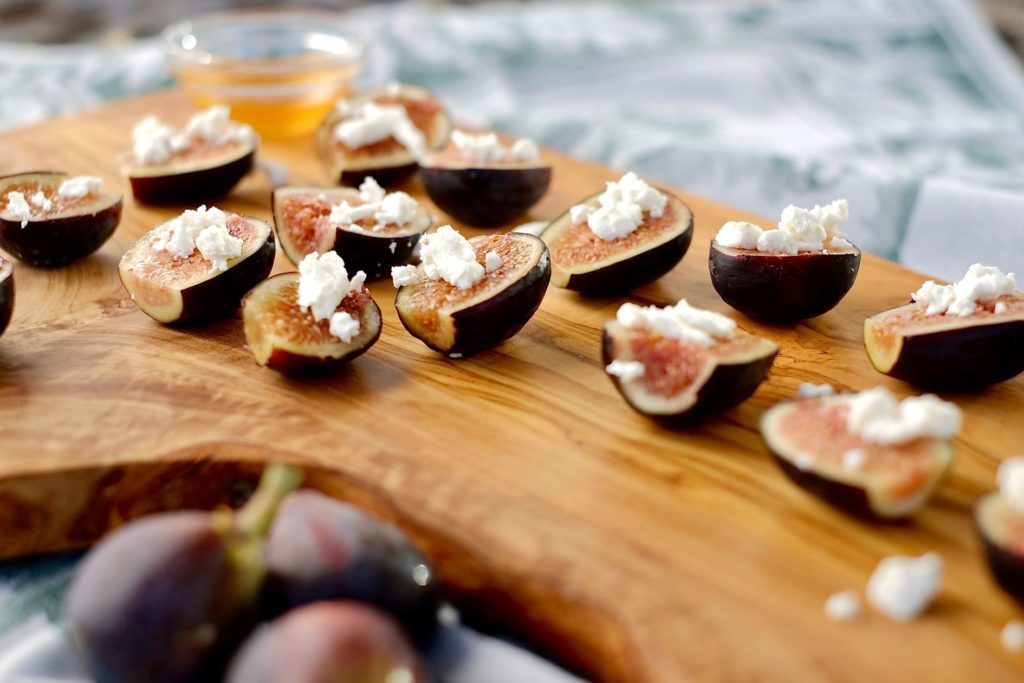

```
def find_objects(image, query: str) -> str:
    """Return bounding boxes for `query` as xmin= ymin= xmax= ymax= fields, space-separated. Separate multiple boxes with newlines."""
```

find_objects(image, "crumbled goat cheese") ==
xmin=867 ymin=553 xmax=943 ymax=621
xmin=132 ymin=116 xmax=180 ymax=165
xmin=912 ymin=263 xmax=1016 ymax=317
xmin=154 ymin=205 xmax=229 ymax=260
xmin=391 ymin=264 xmax=420 ymax=288
xmin=388 ymin=242 xmax=398 ymax=254
xmin=133 ymin=107 xmax=253 ymax=165
xmin=616 ymin=299 xmax=736 ymax=347
xmin=328 ymin=311 xmax=360 ymax=344
xmin=374 ymin=192 xmax=418 ymax=230
xmin=570 ymin=172 xmax=667 ymax=241
xmin=1002 ymin=620 xmax=1024 ymax=652
xmin=297 ymin=252 xmax=365 ymax=323
xmin=824 ymin=590 xmax=862 ymax=622
xmin=997 ymin=456 xmax=1024 ymax=514
xmin=4 ymin=192 xmax=32 ymax=227
xmin=797 ymin=383 xmax=835 ymax=398
xmin=184 ymin=105 xmax=255 ymax=146
xmin=358 ymin=176 xmax=386 ymax=204
xmin=58 ymin=176 xmax=102 ymax=199
xmin=416 ymin=226 xmax=485 ymax=289
xmin=485 ymin=250 xmax=502 ymax=273
xmin=328 ymin=177 xmax=419 ymax=232
xmin=194 ymin=224 xmax=242 ymax=272
xmin=845 ymin=387 xmax=961 ymax=445
xmin=842 ymin=449 xmax=868 ymax=472
xmin=605 ymin=360 xmax=645 ymax=382
xmin=794 ymin=453 xmax=814 ymax=471
xmin=451 ymin=130 xmax=540 ymax=164
xmin=29 ymin=191 xmax=52 ymax=212
xmin=995 ymin=301 xmax=1008 ymax=315
xmin=334 ymin=103 xmax=427 ymax=159
xmin=714 ymin=199 xmax=851 ymax=254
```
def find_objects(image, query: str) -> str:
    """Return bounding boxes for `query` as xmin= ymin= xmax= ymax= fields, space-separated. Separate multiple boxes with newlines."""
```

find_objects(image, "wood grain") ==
xmin=0 ymin=90 xmax=1022 ymax=682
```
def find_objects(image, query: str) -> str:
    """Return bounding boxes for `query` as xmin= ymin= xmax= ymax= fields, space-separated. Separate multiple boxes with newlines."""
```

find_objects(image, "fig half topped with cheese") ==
xmin=420 ymin=130 xmax=551 ymax=227
xmin=865 ymin=263 xmax=1023 ymax=390
xmin=120 ymin=206 xmax=275 ymax=324
xmin=393 ymin=226 xmax=550 ymax=356
xmin=976 ymin=457 xmax=1024 ymax=604
xmin=243 ymin=252 xmax=381 ymax=373
xmin=316 ymin=84 xmax=451 ymax=187
xmin=0 ymin=257 xmax=12 ymax=338
xmin=602 ymin=299 xmax=777 ymax=424
xmin=709 ymin=200 xmax=860 ymax=322
xmin=0 ymin=172 xmax=122 ymax=267
xmin=120 ymin=106 xmax=258 ymax=204
xmin=541 ymin=172 xmax=693 ymax=294
xmin=761 ymin=386 xmax=960 ymax=520
xmin=272 ymin=177 xmax=432 ymax=279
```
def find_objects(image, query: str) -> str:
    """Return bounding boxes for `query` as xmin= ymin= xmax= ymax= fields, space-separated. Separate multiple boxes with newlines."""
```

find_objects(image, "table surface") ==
xmin=0 ymin=90 xmax=1022 ymax=682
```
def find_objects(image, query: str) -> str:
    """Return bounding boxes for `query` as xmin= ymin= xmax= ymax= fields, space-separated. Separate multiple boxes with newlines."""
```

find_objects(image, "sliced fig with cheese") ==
xmin=242 ymin=273 xmax=382 ymax=373
xmin=119 ymin=213 xmax=275 ymax=324
xmin=316 ymin=84 xmax=451 ymax=187
xmin=602 ymin=315 xmax=776 ymax=424
xmin=976 ymin=492 xmax=1024 ymax=604
xmin=395 ymin=231 xmax=550 ymax=355
xmin=761 ymin=393 xmax=956 ymax=520
xmin=0 ymin=257 xmax=12 ymax=337
xmin=709 ymin=242 xmax=861 ymax=322
xmin=0 ymin=172 xmax=122 ymax=267
xmin=271 ymin=185 xmax=431 ymax=279
xmin=864 ymin=294 xmax=1024 ymax=390
xmin=541 ymin=187 xmax=693 ymax=294
xmin=419 ymin=132 xmax=551 ymax=227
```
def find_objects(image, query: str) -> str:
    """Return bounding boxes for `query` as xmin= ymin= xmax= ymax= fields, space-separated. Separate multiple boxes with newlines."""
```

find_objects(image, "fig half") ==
xmin=271 ymin=186 xmax=432 ymax=279
xmin=864 ymin=294 xmax=1024 ymax=390
xmin=709 ymin=242 xmax=861 ymax=322
xmin=120 ymin=214 xmax=275 ymax=324
xmin=0 ymin=257 xmax=12 ymax=337
xmin=395 ymin=232 xmax=550 ymax=355
xmin=316 ymin=84 xmax=451 ymax=187
xmin=541 ymin=190 xmax=693 ymax=293
xmin=242 ymin=273 xmax=382 ymax=373
xmin=761 ymin=395 xmax=955 ymax=520
xmin=976 ymin=492 xmax=1024 ymax=604
xmin=602 ymin=322 xmax=777 ymax=424
xmin=0 ymin=172 xmax=122 ymax=267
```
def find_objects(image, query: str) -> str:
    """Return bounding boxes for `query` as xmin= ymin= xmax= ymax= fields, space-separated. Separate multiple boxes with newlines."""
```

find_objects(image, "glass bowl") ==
xmin=163 ymin=9 xmax=365 ymax=138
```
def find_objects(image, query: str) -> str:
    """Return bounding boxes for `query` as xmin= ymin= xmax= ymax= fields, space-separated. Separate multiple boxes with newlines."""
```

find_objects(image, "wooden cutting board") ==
xmin=0 ymin=90 xmax=1021 ymax=682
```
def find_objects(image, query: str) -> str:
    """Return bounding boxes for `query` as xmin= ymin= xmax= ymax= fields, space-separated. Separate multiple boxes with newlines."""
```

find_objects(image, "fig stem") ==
xmin=235 ymin=463 xmax=304 ymax=539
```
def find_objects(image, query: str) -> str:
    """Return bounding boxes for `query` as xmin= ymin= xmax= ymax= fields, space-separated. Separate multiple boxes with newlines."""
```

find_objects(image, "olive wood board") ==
xmin=0 ymin=89 xmax=1021 ymax=683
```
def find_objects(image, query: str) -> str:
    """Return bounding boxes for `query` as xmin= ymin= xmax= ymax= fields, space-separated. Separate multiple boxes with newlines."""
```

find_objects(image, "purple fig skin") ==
xmin=226 ymin=602 xmax=428 ymax=683
xmin=768 ymin=451 xmax=904 ymax=522
xmin=127 ymin=149 xmax=255 ymax=205
xmin=420 ymin=165 xmax=552 ymax=228
xmin=976 ymin=493 xmax=1024 ymax=605
xmin=709 ymin=242 xmax=861 ymax=322
xmin=263 ymin=490 xmax=440 ymax=643
xmin=332 ymin=229 xmax=423 ymax=280
xmin=339 ymin=163 xmax=418 ymax=189
xmin=0 ymin=259 xmax=12 ymax=337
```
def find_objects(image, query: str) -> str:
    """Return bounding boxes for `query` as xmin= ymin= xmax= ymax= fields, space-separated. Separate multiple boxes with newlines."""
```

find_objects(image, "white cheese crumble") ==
xmin=616 ymin=299 xmax=736 ymax=347
xmin=866 ymin=552 xmax=943 ymax=621
xmin=391 ymin=264 xmax=420 ymax=287
xmin=845 ymin=387 xmax=961 ymax=445
xmin=4 ymin=192 xmax=32 ymax=227
xmin=451 ymin=130 xmax=540 ymax=164
xmin=1002 ymin=620 xmax=1024 ymax=652
xmin=29 ymin=191 xmax=51 ymax=212
xmin=194 ymin=224 xmax=243 ymax=272
xmin=570 ymin=172 xmax=667 ymax=241
xmin=823 ymin=590 xmax=862 ymax=622
xmin=995 ymin=301 xmax=1008 ymax=315
xmin=328 ymin=178 xmax=420 ymax=232
xmin=794 ymin=453 xmax=814 ymax=471
xmin=996 ymin=456 xmax=1024 ymax=514
xmin=911 ymin=263 xmax=1016 ymax=317
xmin=714 ymin=199 xmax=852 ymax=254
xmin=153 ymin=205 xmax=243 ymax=273
xmin=485 ymin=250 xmax=502 ymax=273
xmin=297 ymin=252 xmax=366 ymax=329
xmin=797 ymin=383 xmax=835 ymax=398
xmin=132 ymin=107 xmax=254 ymax=165
xmin=184 ymin=105 xmax=255 ymax=146
xmin=333 ymin=103 xmax=427 ymax=160
xmin=605 ymin=360 xmax=645 ymax=382
xmin=841 ymin=448 xmax=868 ymax=472
xmin=58 ymin=176 xmax=102 ymax=199
xmin=416 ymin=225 xmax=485 ymax=289
xmin=328 ymin=311 xmax=360 ymax=344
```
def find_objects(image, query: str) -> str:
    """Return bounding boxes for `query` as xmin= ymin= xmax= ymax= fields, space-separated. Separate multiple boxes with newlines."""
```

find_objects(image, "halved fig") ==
xmin=395 ymin=232 xmax=550 ymax=355
xmin=242 ymin=273 xmax=382 ymax=373
xmin=315 ymin=84 xmax=451 ymax=187
xmin=120 ymin=214 xmax=275 ymax=324
xmin=419 ymin=139 xmax=551 ymax=227
xmin=761 ymin=395 xmax=955 ymax=520
xmin=709 ymin=242 xmax=861 ymax=322
xmin=864 ymin=294 xmax=1024 ymax=390
xmin=602 ymin=322 xmax=777 ymax=424
xmin=271 ymin=186 xmax=431 ymax=278
xmin=0 ymin=257 xmax=12 ymax=337
xmin=0 ymin=172 xmax=122 ymax=267
xmin=541 ymin=190 xmax=693 ymax=293
xmin=976 ymin=492 xmax=1024 ymax=604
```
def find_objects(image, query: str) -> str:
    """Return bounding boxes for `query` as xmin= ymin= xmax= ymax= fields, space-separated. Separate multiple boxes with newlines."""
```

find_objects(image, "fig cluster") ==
xmin=66 ymin=464 xmax=439 ymax=683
